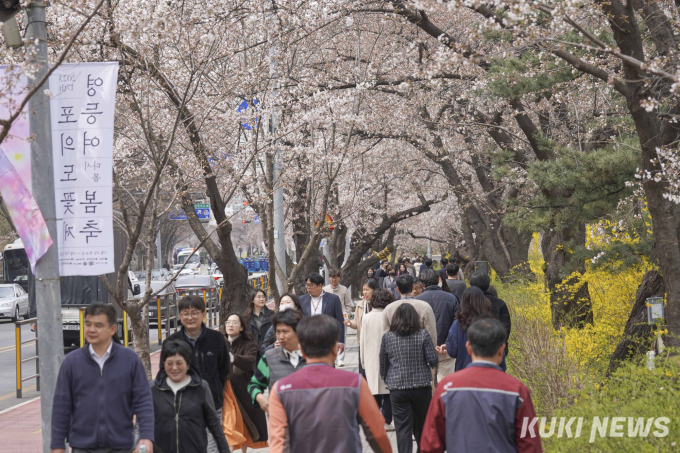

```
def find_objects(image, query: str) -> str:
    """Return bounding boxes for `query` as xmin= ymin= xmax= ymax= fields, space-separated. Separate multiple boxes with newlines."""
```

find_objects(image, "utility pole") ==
xmin=26 ymin=2 xmax=64 ymax=452
xmin=269 ymin=1 xmax=286 ymax=295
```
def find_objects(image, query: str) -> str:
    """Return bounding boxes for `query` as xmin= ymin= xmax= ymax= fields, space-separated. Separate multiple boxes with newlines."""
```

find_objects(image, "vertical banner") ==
xmin=50 ymin=62 xmax=118 ymax=276
xmin=0 ymin=66 xmax=53 ymax=271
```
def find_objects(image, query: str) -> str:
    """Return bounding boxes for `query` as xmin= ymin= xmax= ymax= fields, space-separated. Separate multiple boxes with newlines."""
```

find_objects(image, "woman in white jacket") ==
xmin=360 ymin=288 xmax=396 ymax=431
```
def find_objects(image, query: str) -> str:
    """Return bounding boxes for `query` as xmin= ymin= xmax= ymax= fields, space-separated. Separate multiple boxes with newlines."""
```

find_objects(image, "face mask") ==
xmin=280 ymin=304 xmax=294 ymax=312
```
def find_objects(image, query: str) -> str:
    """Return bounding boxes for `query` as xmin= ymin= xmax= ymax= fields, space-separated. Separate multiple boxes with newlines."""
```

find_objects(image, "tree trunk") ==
xmin=608 ymin=270 xmax=664 ymax=374
xmin=329 ymin=223 xmax=348 ymax=269
xmin=127 ymin=301 xmax=151 ymax=378
xmin=596 ymin=0 xmax=680 ymax=346
xmin=463 ymin=205 xmax=533 ymax=282
xmin=541 ymin=222 xmax=593 ymax=329
xmin=293 ymin=234 xmax=323 ymax=295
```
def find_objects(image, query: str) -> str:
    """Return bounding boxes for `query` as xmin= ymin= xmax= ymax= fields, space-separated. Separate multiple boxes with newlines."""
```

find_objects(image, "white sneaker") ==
xmin=385 ymin=423 xmax=395 ymax=432
xmin=336 ymin=359 xmax=345 ymax=367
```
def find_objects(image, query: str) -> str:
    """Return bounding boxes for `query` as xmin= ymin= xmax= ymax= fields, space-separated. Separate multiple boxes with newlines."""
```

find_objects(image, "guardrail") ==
xmin=249 ymin=274 xmax=270 ymax=298
xmin=15 ymin=318 xmax=39 ymax=398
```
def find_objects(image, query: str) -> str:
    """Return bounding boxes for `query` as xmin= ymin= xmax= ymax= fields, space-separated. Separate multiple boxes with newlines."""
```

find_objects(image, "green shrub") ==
xmin=543 ymin=354 xmax=679 ymax=452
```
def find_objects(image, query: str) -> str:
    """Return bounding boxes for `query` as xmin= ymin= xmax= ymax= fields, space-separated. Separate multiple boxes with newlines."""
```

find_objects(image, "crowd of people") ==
xmin=48 ymin=256 xmax=542 ymax=453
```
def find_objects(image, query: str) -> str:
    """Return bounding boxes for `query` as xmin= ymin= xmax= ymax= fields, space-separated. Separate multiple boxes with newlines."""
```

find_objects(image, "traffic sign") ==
xmin=170 ymin=203 xmax=211 ymax=221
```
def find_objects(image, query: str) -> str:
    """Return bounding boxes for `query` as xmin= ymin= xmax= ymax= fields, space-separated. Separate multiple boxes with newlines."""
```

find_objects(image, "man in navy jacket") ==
xmin=51 ymin=303 xmax=154 ymax=453
xmin=299 ymin=273 xmax=346 ymax=354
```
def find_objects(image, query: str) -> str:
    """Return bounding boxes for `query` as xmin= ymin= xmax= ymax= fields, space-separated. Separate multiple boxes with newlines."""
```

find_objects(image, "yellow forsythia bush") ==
xmin=496 ymin=227 xmax=651 ymax=416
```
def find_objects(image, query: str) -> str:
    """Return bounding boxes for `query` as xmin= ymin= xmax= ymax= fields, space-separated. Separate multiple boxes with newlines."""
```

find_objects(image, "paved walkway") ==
xmin=0 ymin=328 xmax=410 ymax=452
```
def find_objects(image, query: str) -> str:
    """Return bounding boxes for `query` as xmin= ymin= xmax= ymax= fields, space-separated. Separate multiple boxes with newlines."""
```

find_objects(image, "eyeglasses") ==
xmin=225 ymin=321 xmax=240 ymax=326
xmin=305 ymin=284 xmax=320 ymax=289
xmin=180 ymin=310 xmax=203 ymax=318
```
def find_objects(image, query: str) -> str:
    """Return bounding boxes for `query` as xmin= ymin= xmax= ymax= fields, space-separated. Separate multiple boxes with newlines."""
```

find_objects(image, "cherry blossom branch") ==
xmin=0 ymin=0 xmax=106 ymax=143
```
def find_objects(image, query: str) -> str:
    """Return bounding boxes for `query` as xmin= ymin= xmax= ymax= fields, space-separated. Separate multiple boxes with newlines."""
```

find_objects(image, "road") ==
xmin=0 ymin=318 xmax=164 ymax=412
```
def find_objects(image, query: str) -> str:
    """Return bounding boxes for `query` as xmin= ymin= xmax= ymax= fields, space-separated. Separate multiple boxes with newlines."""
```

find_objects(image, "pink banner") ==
xmin=0 ymin=148 xmax=53 ymax=272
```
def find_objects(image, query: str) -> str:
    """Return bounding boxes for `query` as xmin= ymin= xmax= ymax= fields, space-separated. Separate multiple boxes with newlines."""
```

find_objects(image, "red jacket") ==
xmin=421 ymin=361 xmax=542 ymax=453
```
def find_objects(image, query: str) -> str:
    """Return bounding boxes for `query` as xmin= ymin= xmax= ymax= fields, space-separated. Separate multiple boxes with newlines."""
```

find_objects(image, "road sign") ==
xmin=170 ymin=203 xmax=211 ymax=221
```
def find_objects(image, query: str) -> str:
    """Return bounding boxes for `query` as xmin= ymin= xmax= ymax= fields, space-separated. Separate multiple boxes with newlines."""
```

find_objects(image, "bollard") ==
xmin=15 ymin=325 xmax=21 ymax=398
xmin=79 ymin=308 xmax=85 ymax=348
xmin=123 ymin=313 xmax=129 ymax=347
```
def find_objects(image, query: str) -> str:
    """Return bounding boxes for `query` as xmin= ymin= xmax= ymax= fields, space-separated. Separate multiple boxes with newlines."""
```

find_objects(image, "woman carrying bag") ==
xmin=222 ymin=313 xmax=268 ymax=452
xmin=344 ymin=277 xmax=380 ymax=376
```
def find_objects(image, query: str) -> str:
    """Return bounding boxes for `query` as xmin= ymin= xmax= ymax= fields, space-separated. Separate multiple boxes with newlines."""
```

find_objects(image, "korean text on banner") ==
xmin=50 ymin=62 xmax=118 ymax=276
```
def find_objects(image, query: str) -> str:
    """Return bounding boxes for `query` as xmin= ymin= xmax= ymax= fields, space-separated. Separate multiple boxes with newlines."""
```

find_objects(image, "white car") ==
xmin=0 ymin=283 xmax=29 ymax=322
xmin=178 ymin=268 xmax=194 ymax=277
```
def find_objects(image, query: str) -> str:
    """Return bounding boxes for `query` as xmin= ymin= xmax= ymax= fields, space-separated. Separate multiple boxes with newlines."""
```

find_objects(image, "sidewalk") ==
xmin=0 ymin=329 xmax=410 ymax=452
xmin=0 ymin=350 xmax=163 ymax=452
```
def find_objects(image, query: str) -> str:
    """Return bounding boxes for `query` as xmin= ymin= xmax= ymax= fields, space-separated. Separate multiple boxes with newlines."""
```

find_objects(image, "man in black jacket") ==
xmin=470 ymin=272 xmax=512 ymax=370
xmin=299 ymin=273 xmax=346 ymax=359
xmin=415 ymin=269 xmax=460 ymax=382
xmin=445 ymin=263 xmax=467 ymax=301
xmin=167 ymin=295 xmax=230 ymax=453
xmin=438 ymin=257 xmax=449 ymax=284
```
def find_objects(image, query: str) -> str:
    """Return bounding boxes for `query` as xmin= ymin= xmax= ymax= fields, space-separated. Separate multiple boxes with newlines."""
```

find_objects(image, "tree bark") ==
xmin=128 ymin=301 xmax=151 ymax=379
xmin=541 ymin=222 xmax=593 ymax=328
xmin=608 ymin=270 xmax=664 ymax=374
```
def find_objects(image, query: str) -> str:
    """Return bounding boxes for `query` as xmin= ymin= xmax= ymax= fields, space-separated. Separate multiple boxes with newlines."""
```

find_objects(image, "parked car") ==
xmin=134 ymin=280 xmax=177 ymax=326
xmin=151 ymin=268 xmax=170 ymax=280
xmin=175 ymin=275 xmax=217 ymax=301
xmin=0 ymin=283 xmax=29 ymax=322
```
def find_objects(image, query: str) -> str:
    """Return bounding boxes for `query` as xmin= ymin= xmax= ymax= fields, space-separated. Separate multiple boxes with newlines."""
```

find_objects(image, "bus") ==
xmin=176 ymin=248 xmax=201 ymax=271
xmin=2 ymin=239 xmax=30 ymax=292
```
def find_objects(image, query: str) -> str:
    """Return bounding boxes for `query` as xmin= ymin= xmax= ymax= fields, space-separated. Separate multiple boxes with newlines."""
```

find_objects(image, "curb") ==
xmin=0 ymin=396 xmax=40 ymax=416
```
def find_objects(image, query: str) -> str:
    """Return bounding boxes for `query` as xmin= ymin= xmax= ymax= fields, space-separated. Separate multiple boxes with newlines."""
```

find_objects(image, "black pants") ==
xmin=375 ymin=394 xmax=393 ymax=424
xmin=390 ymin=386 xmax=432 ymax=453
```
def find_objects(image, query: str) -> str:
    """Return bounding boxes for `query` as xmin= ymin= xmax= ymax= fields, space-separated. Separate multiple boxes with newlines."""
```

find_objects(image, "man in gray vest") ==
xmin=248 ymin=310 xmax=305 ymax=412
xmin=268 ymin=315 xmax=392 ymax=453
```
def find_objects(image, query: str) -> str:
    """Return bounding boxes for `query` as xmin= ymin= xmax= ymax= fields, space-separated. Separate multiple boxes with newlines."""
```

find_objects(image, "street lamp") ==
xmin=646 ymin=296 xmax=665 ymax=369
xmin=646 ymin=296 xmax=664 ymax=325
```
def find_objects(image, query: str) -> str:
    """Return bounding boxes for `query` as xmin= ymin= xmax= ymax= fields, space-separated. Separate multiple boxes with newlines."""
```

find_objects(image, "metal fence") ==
xmin=170 ymin=289 xmax=219 ymax=344
xmin=14 ymin=276 xmax=266 ymax=398
xmin=249 ymin=273 xmax=270 ymax=298
xmin=15 ymin=318 xmax=39 ymax=398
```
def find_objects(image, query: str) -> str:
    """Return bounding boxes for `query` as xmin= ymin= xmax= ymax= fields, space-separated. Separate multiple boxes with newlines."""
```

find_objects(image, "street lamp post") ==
xmin=26 ymin=2 xmax=64 ymax=452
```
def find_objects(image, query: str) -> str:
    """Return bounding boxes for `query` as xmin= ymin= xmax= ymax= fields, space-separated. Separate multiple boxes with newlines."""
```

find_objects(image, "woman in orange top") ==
xmin=222 ymin=312 xmax=268 ymax=452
